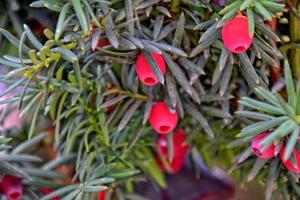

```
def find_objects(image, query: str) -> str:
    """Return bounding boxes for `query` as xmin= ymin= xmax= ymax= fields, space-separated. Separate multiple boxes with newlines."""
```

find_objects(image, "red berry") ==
xmin=98 ymin=190 xmax=106 ymax=200
xmin=173 ymin=130 xmax=190 ymax=155
xmin=156 ymin=130 xmax=189 ymax=173
xmin=148 ymin=102 xmax=178 ymax=134
xmin=41 ymin=188 xmax=60 ymax=200
xmin=251 ymin=132 xmax=275 ymax=159
xmin=158 ymin=129 xmax=190 ymax=155
xmin=221 ymin=15 xmax=253 ymax=53
xmin=157 ymin=154 xmax=185 ymax=173
xmin=97 ymin=38 xmax=110 ymax=49
xmin=1 ymin=175 xmax=23 ymax=200
xmin=92 ymin=38 xmax=110 ymax=51
xmin=280 ymin=146 xmax=300 ymax=173
xmin=135 ymin=52 xmax=166 ymax=86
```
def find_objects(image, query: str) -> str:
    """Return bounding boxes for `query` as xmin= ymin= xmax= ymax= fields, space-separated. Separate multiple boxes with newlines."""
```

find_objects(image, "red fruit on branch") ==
xmin=221 ymin=15 xmax=254 ymax=53
xmin=1 ymin=175 xmax=23 ymax=200
xmin=41 ymin=188 xmax=60 ymax=200
xmin=148 ymin=102 xmax=178 ymax=134
xmin=158 ymin=129 xmax=190 ymax=156
xmin=135 ymin=52 xmax=166 ymax=86
xmin=171 ymin=129 xmax=190 ymax=155
xmin=280 ymin=146 xmax=300 ymax=173
xmin=251 ymin=132 xmax=275 ymax=159
xmin=97 ymin=38 xmax=110 ymax=49
xmin=98 ymin=190 xmax=106 ymax=200
xmin=156 ymin=130 xmax=190 ymax=173
xmin=157 ymin=154 xmax=185 ymax=174
xmin=93 ymin=38 xmax=111 ymax=51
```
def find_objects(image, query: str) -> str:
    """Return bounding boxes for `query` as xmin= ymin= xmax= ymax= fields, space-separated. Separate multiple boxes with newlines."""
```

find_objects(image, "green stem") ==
xmin=290 ymin=0 xmax=300 ymax=79
xmin=105 ymin=88 xmax=148 ymax=101
xmin=119 ymin=90 xmax=148 ymax=101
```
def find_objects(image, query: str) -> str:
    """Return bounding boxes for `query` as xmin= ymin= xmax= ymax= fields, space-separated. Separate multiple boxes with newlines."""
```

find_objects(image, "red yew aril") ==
xmin=251 ymin=132 xmax=275 ymax=159
xmin=98 ymin=190 xmax=106 ymax=200
xmin=280 ymin=146 xmax=300 ymax=173
xmin=158 ymin=129 xmax=190 ymax=156
xmin=221 ymin=15 xmax=253 ymax=54
xmin=156 ymin=155 xmax=185 ymax=173
xmin=97 ymin=38 xmax=110 ymax=49
xmin=1 ymin=175 xmax=23 ymax=200
xmin=156 ymin=130 xmax=190 ymax=173
xmin=148 ymin=102 xmax=178 ymax=134
xmin=135 ymin=52 xmax=166 ymax=86
xmin=92 ymin=38 xmax=110 ymax=52
xmin=92 ymin=38 xmax=111 ymax=51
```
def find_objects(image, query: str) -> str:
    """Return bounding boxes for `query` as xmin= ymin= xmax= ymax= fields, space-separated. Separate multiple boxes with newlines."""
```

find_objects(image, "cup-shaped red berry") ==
xmin=135 ymin=52 xmax=166 ymax=86
xmin=157 ymin=155 xmax=185 ymax=173
xmin=92 ymin=38 xmax=110 ymax=51
xmin=280 ymin=147 xmax=300 ymax=173
xmin=251 ymin=132 xmax=275 ymax=159
xmin=172 ymin=130 xmax=190 ymax=155
xmin=98 ymin=190 xmax=106 ymax=200
xmin=157 ymin=130 xmax=190 ymax=156
xmin=148 ymin=102 xmax=178 ymax=134
xmin=97 ymin=38 xmax=110 ymax=48
xmin=156 ymin=130 xmax=190 ymax=173
xmin=221 ymin=15 xmax=253 ymax=53
xmin=1 ymin=175 xmax=23 ymax=200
